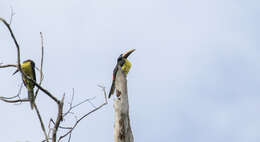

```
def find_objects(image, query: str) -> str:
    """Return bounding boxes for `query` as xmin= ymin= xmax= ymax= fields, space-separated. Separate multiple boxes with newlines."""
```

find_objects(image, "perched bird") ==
xmin=13 ymin=59 xmax=36 ymax=109
xmin=108 ymin=49 xmax=135 ymax=98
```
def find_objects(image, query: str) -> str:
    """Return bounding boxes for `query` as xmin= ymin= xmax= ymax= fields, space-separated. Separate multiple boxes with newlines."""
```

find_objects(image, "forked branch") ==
xmin=58 ymin=85 xmax=108 ymax=142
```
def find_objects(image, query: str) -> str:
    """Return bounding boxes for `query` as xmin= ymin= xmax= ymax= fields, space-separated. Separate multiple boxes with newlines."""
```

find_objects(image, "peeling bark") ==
xmin=113 ymin=67 xmax=134 ymax=142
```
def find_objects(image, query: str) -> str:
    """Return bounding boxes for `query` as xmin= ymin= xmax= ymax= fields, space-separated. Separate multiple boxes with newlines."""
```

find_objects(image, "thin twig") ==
xmin=87 ymin=99 xmax=97 ymax=108
xmin=0 ymin=83 xmax=22 ymax=100
xmin=34 ymin=103 xmax=49 ymax=142
xmin=48 ymin=119 xmax=53 ymax=139
xmin=42 ymin=138 xmax=52 ymax=142
xmin=35 ymin=32 xmax=44 ymax=98
xmin=52 ymin=95 xmax=64 ymax=142
xmin=9 ymin=6 xmax=16 ymax=25
xmin=58 ymin=85 xmax=108 ymax=142
xmin=98 ymin=84 xmax=108 ymax=104
xmin=60 ymin=103 xmax=107 ymax=142
xmin=63 ymin=96 xmax=96 ymax=117
xmin=73 ymin=97 xmax=96 ymax=109
xmin=68 ymin=133 xmax=72 ymax=142
xmin=63 ymin=89 xmax=95 ymax=118
xmin=0 ymin=94 xmax=20 ymax=100
xmin=62 ymin=88 xmax=97 ymax=119
xmin=0 ymin=98 xmax=29 ymax=103
xmin=0 ymin=17 xmax=21 ymax=72
xmin=0 ymin=64 xmax=17 ymax=68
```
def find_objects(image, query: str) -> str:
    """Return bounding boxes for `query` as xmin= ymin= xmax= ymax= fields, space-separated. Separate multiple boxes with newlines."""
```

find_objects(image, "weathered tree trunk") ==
xmin=113 ymin=68 xmax=134 ymax=142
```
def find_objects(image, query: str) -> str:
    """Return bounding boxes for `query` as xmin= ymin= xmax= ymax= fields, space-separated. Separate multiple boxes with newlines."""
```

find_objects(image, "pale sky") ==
xmin=0 ymin=0 xmax=260 ymax=142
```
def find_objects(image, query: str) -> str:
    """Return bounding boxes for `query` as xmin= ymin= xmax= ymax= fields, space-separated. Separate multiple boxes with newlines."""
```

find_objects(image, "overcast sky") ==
xmin=0 ymin=0 xmax=260 ymax=142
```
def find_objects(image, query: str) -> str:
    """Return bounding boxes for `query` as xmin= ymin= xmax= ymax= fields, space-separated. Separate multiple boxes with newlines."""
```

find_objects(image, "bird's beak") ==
xmin=122 ymin=49 xmax=136 ymax=58
xmin=12 ymin=69 xmax=19 ymax=75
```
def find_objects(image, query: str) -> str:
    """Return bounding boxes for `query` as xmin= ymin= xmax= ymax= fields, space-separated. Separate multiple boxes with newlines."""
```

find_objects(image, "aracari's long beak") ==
xmin=12 ymin=69 xmax=19 ymax=75
xmin=122 ymin=49 xmax=136 ymax=58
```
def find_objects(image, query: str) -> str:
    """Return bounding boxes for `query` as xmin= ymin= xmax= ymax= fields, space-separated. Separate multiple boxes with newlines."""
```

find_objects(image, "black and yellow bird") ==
xmin=13 ymin=60 xmax=36 ymax=109
xmin=108 ymin=49 xmax=135 ymax=98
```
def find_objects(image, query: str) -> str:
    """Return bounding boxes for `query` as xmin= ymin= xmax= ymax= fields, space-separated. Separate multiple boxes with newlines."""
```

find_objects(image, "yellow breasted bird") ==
xmin=13 ymin=60 xmax=36 ymax=109
xmin=108 ymin=49 xmax=135 ymax=98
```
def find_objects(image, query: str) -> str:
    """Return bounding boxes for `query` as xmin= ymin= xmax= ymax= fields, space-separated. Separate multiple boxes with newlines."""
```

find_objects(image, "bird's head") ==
xmin=117 ymin=49 xmax=135 ymax=64
xmin=117 ymin=49 xmax=135 ymax=74
xmin=23 ymin=59 xmax=35 ymax=65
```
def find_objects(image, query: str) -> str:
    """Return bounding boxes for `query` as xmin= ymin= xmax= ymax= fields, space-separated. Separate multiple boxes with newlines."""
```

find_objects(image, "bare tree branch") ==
xmin=29 ymin=76 xmax=60 ymax=103
xmin=0 ymin=17 xmax=60 ymax=142
xmin=47 ymin=119 xmax=54 ymax=139
xmin=9 ymin=6 xmax=16 ymax=25
xmin=0 ymin=17 xmax=21 ymax=71
xmin=9 ymin=71 xmax=60 ymax=104
xmin=1 ymin=17 xmax=109 ymax=142
xmin=63 ymin=95 xmax=96 ymax=118
xmin=0 ymin=83 xmax=27 ymax=104
xmin=0 ymin=64 xmax=17 ymax=68
xmin=52 ymin=95 xmax=65 ymax=142
xmin=35 ymin=32 xmax=44 ymax=98
xmin=0 ymin=98 xmax=29 ymax=103
xmin=0 ymin=83 xmax=22 ymax=100
xmin=0 ymin=18 xmax=57 ymax=104
xmin=34 ymin=103 xmax=49 ymax=142
xmin=58 ymin=85 xmax=108 ymax=142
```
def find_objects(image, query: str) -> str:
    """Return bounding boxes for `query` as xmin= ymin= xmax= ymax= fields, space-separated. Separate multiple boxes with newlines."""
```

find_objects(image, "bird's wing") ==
xmin=108 ymin=65 xmax=118 ymax=98
xmin=108 ymin=80 xmax=115 ymax=98
xmin=31 ymin=61 xmax=36 ymax=82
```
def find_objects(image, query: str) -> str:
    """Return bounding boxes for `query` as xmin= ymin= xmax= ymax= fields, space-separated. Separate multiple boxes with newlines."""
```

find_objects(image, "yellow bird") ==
xmin=13 ymin=60 xmax=36 ymax=109
xmin=108 ymin=49 xmax=135 ymax=98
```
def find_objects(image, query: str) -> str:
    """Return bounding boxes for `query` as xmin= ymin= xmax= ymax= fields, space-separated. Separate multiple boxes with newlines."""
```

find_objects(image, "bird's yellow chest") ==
xmin=21 ymin=62 xmax=33 ymax=77
xmin=121 ymin=59 xmax=132 ymax=75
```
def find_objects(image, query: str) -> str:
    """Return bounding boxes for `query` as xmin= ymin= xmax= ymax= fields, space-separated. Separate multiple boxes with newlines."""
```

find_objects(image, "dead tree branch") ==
xmin=0 ymin=64 xmax=17 ymax=68
xmin=63 ymin=90 xmax=96 ymax=118
xmin=35 ymin=32 xmax=44 ymax=98
xmin=1 ymin=17 xmax=108 ymax=142
xmin=0 ymin=83 xmax=26 ymax=104
xmin=34 ymin=103 xmax=49 ymax=142
xmin=0 ymin=18 xmax=57 ymax=104
xmin=0 ymin=17 xmax=21 ymax=70
xmin=9 ymin=6 xmax=16 ymax=25
xmin=52 ymin=96 xmax=65 ymax=142
xmin=0 ymin=17 xmax=59 ymax=142
xmin=58 ymin=85 xmax=108 ymax=142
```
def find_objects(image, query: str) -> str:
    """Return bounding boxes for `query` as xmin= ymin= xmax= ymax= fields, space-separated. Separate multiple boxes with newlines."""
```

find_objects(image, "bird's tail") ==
xmin=28 ymin=88 xmax=35 ymax=110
